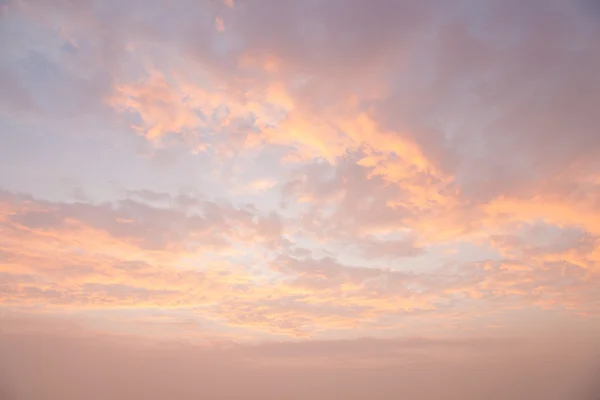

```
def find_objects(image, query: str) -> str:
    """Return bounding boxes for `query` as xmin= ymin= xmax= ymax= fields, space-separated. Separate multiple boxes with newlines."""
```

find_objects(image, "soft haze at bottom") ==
xmin=1 ymin=318 xmax=600 ymax=399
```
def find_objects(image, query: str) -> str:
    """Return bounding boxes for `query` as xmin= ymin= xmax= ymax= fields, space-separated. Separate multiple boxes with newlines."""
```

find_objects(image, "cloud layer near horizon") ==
xmin=1 ymin=0 xmax=600 ymax=398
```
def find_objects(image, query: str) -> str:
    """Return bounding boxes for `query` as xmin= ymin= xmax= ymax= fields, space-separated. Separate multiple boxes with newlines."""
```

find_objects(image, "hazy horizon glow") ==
xmin=1 ymin=0 xmax=600 ymax=398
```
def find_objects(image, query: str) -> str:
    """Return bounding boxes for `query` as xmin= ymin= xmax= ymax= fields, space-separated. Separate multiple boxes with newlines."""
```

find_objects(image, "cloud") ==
xmin=1 ymin=189 xmax=283 ymax=251
xmin=107 ymin=69 xmax=203 ymax=142
xmin=3 ymin=184 xmax=599 ymax=337
xmin=358 ymin=237 xmax=423 ymax=259
xmin=10 ymin=0 xmax=598 ymax=201
xmin=2 ymin=0 xmax=600 ymax=396
xmin=215 ymin=16 xmax=225 ymax=32
xmin=0 ymin=190 xmax=435 ymax=336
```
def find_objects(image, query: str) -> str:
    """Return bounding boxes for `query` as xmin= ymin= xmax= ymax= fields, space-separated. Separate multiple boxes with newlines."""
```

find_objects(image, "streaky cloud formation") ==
xmin=1 ymin=0 xmax=600 ymax=398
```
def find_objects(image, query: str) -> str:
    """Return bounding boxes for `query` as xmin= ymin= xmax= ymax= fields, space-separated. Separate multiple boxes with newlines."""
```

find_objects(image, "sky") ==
xmin=1 ymin=0 xmax=600 ymax=398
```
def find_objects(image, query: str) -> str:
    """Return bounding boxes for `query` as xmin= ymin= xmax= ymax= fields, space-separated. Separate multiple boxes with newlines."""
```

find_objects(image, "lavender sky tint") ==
xmin=1 ymin=0 xmax=600 ymax=398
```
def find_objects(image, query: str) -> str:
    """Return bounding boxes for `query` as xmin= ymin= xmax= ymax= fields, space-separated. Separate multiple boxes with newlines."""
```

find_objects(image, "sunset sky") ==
xmin=1 ymin=0 xmax=600 ymax=398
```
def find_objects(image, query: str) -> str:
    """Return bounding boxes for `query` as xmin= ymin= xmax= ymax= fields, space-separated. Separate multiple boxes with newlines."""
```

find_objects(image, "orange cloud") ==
xmin=107 ymin=69 xmax=202 ymax=142
xmin=485 ymin=195 xmax=600 ymax=236
xmin=0 ymin=191 xmax=452 ymax=337
xmin=4 ymin=0 xmax=600 ymax=352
